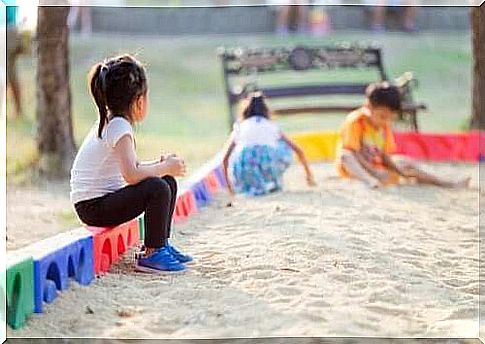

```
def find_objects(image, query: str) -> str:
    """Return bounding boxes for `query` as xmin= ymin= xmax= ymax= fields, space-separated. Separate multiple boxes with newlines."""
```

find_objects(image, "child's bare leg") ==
xmin=340 ymin=150 xmax=380 ymax=188
xmin=395 ymin=158 xmax=470 ymax=188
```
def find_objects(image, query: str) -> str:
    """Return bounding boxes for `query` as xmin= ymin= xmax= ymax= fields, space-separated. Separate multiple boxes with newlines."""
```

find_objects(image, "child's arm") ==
xmin=115 ymin=135 xmax=185 ymax=185
xmin=280 ymin=134 xmax=316 ymax=187
xmin=353 ymin=150 xmax=380 ymax=174
xmin=137 ymin=154 xmax=177 ymax=166
xmin=351 ymin=150 xmax=392 ymax=183
xmin=222 ymin=138 xmax=236 ymax=195
xmin=137 ymin=160 xmax=159 ymax=166
xmin=381 ymin=153 xmax=409 ymax=177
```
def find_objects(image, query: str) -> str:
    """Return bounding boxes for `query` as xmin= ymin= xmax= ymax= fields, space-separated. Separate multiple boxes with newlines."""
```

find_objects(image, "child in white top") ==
xmin=70 ymin=54 xmax=191 ymax=273
xmin=222 ymin=92 xmax=316 ymax=196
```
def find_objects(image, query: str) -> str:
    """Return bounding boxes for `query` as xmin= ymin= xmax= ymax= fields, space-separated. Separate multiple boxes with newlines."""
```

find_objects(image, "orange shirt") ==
xmin=336 ymin=107 xmax=396 ymax=176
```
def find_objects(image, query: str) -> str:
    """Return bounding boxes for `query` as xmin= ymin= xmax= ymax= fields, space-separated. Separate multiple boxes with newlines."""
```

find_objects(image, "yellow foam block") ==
xmin=289 ymin=131 xmax=340 ymax=162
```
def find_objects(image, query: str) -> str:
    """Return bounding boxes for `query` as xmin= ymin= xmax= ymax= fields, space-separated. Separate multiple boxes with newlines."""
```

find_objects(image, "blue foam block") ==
xmin=191 ymin=181 xmax=212 ymax=208
xmin=33 ymin=234 xmax=94 ymax=313
xmin=213 ymin=166 xmax=227 ymax=188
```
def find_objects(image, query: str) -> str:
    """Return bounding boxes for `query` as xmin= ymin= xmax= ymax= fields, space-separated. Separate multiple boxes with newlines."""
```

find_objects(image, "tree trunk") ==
xmin=470 ymin=5 xmax=485 ymax=130
xmin=36 ymin=6 xmax=76 ymax=178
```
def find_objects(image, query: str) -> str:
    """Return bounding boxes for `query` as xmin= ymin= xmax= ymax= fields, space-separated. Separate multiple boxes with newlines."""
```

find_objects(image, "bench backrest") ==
xmin=218 ymin=44 xmax=389 ymax=125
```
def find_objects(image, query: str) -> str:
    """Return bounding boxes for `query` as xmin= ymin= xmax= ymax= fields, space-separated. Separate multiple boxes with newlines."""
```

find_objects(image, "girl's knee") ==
xmin=141 ymin=177 xmax=171 ymax=197
xmin=162 ymin=175 xmax=177 ymax=189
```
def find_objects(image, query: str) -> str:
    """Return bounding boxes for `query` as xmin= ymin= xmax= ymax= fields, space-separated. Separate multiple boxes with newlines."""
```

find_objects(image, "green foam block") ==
xmin=138 ymin=215 xmax=145 ymax=242
xmin=1 ymin=256 xmax=35 ymax=329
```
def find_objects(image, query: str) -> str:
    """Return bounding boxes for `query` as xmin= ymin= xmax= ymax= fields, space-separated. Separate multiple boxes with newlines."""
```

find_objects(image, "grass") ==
xmin=6 ymin=30 xmax=472 ymax=182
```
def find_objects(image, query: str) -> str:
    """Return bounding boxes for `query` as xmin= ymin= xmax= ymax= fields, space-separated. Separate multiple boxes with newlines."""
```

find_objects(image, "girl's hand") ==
xmin=160 ymin=153 xmax=177 ymax=162
xmin=163 ymin=156 xmax=186 ymax=177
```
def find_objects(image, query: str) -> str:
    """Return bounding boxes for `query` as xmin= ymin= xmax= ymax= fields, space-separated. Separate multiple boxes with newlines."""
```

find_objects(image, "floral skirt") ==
xmin=231 ymin=140 xmax=293 ymax=196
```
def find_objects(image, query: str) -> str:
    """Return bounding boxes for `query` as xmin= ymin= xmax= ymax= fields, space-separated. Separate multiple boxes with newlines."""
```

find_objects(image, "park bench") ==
xmin=218 ymin=44 xmax=427 ymax=131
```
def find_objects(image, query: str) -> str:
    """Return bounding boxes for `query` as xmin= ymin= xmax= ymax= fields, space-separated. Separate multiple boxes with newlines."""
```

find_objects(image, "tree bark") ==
xmin=471 ymin=5 xmax=485 ymax=130
xmin=36 ymin=6 xmax=76 ymax=178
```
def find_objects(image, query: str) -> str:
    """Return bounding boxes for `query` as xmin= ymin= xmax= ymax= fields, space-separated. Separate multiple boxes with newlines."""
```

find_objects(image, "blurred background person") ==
xmin=364 ymin=0 xmax=418 ymax=33
xmin=268 ymin=0 xmax=309 ymax=35
xmin=6 ymin=5 xmax=23 ymax=118
xmin=309 ymin=0 xmax=337 ymax=36
xmin=68 ymin=0 xmax=92 ymax=37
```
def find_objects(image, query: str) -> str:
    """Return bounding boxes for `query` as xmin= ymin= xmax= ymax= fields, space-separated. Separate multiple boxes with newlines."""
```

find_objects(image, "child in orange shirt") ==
xmin=336 ymin=82 xmax=470 ymax=189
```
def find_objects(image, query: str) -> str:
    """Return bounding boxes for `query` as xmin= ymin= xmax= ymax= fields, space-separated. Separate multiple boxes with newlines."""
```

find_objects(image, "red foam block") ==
xmin=173 ymin=190 xmax=197 ymax=224
xmin=394 ymin=131 xmax=480 ymax=162
xmin=86 ymin=218 xmax=139 ymax=275
xmin=203 ymin=171 xmax=220 ymax=195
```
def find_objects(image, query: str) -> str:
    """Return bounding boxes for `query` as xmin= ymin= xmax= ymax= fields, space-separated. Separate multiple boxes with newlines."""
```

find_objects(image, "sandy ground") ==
xmin=6 ymin=181 xmax=74 ymax=251
xmin=3 ymin=339 xmax=483 ymax=344
xmin=6 ymin=162 xmax=480 ymax=339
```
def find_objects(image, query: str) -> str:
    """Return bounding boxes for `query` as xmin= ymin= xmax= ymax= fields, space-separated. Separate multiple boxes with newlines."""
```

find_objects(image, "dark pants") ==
xmin=74 ymin=176 xmax=177 ymax=249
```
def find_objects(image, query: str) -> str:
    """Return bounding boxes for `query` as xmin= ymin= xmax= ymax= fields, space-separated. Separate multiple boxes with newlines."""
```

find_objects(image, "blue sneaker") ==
xmin=135 ymin=247 xmax=186 ymax=273
xmin=166 ymin=241 xmax=193 ymax=263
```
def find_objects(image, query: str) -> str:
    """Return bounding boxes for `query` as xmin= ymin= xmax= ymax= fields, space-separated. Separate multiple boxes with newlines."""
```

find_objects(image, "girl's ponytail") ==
xmin=88 ymin=62 xmax=109 ymax=138
xmin=241 ymin=91 xmax=270 ymax=120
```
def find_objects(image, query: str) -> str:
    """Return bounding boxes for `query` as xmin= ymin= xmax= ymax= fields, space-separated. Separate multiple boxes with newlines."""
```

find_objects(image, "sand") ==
xmin=6 ymin=162 xmax=480 ymax=339
xmin=6 ymin=181 xmax=73 ymax=251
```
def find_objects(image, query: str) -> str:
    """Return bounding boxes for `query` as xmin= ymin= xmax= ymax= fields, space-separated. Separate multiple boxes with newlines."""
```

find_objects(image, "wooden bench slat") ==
xmin=259 ymin=84 xmax=369 ymax=99
xmin=273 ymin=106 xmax=358 ymax=115
xmin=273 ymin=103 xmax=427 ymax=116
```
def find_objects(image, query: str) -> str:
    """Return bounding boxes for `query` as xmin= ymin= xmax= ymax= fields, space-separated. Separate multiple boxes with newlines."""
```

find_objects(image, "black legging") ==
xmin=74 ymin=176 xmax=177 ymax=249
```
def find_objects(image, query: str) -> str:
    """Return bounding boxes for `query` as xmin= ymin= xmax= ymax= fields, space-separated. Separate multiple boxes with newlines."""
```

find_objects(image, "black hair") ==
xmin=365 ymin=82 xmax=402 ymax=112
xmin=88 ymin=54 xmax=148 ymax=138
xmin=241 ymin=92 xmax=270 ymax=120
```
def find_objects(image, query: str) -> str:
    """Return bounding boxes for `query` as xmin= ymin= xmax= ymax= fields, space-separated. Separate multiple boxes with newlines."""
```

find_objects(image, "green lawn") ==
xmin=6 ymin=31 xmax=472 ymax=181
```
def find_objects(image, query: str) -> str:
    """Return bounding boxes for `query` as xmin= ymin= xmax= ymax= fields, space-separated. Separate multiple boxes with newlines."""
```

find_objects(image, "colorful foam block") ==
xmin=213 ymin=165 xmax=227 ymax=188
xmin=1 ymin=255 xmax=34 ymax=329
xmin=173 ymin=190 xmax=197 ymax=223
xmin=290 ymin=131 xmax=340 ymax=162
xmin=203 ymin=171 xmax=220 ymax=194
xmin=191 ymin=180 xmax=212 ymax=208
xmin=394 ymin=131 xmax=480 ymax=162
xmin=288 ymin=130 xmax=483 ymax=163
xmin=137 ymin=215 xmax=145 ymax=242
xmin=87 ymin=219 xmax=139 ymax=275
xmin=29 ymin=228 xmax=94 ymax=313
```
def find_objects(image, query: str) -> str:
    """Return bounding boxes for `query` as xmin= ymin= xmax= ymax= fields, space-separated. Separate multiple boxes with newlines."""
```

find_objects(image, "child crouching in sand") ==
xmin=336 ymin=82 xmax=470 ymax=189
xmin=222 ymin=92 xmax=316 ymax=196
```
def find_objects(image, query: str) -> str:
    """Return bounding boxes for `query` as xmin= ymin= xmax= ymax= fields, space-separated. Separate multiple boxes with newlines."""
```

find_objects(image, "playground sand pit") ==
xmin=7 ymin=162 xmax=480 ymax=338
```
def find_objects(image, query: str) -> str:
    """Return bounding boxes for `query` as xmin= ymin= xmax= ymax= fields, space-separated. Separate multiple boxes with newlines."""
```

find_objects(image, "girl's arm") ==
xmin=137 ymin=159 xmax=159 ymax=166
xmin=115 ymin=135 xmax=185 ymax=185
xmin=137 ymin=153 xmax=176 ymax=166
xmin=280 ymin=133 xmax=316 ymax=187
xmin=222 ymin=138 xmax=236 ymax=195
